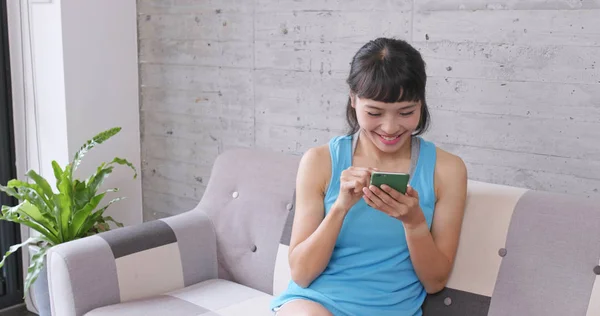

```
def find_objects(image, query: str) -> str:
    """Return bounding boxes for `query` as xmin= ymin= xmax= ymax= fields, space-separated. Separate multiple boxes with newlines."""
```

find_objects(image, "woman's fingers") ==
xmin=406 ymin=185 xmax=419 ymax=199
xmin=368 ymin=185 xmax=396 ymax=207
xmin=342 ymin=168 xmax=375 ymax=193
xmin=362 ymin=187 xmax=383 ymax=209
xmin=379 ymin=184 xmax=405 ymax=201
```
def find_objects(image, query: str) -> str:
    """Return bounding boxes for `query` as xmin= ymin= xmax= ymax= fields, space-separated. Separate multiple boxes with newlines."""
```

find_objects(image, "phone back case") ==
xmin=370 ymin=173 xmax=410 ymax=194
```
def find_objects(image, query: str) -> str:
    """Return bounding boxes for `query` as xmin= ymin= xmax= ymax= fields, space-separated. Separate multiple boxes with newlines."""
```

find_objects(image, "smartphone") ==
xmin=370 ymin=171 xmax=410 ymax=195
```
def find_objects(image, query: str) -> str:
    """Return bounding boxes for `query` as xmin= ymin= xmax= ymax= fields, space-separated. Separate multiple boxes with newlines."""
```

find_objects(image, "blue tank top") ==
xmin=271 ymin=134 xmax=437 ymax=316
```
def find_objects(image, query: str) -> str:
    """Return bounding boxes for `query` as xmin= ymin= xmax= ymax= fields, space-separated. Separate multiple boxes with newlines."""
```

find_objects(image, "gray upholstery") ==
xmin=196 ymin=148 xmax=300 ymax=294
xmin=46 ymin=148 xmax=600 ymax=316
xmin=100 ymin=220 xmax=177 ymax=259
xmin=422 ymin=287 xmax=491 ymax=315
xmin=47 ymin=235 xmax=120 ymax=316
xmin=85 ymin=296 xmax=209 ymax=316
xmin=48 ymin=211 xmax=218 ymax=316
xmin=85 ymin=279 xmax=272 ymax=316
xmin=488 ymin=190 xmax=600 ymax=316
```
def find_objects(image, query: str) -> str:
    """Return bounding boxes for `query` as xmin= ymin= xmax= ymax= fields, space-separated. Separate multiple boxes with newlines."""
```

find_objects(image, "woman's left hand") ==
xmin=362 ymin=184 xmax=426 ymax=229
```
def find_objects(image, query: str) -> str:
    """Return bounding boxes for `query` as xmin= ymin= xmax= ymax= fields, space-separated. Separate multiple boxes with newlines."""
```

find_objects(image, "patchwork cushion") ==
xmin=85 ymin=279 xmax=274 ymax=316
xmin=48 ymin=211 xmax=218 ymax=316
xmin=98 ymin=215 xmax=218 ymax=302
xmin=423 ymin=181 xmax=528 ymax=315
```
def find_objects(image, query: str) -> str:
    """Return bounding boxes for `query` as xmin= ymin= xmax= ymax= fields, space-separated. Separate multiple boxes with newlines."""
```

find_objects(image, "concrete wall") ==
xmin=138 ymin=0 xmax=600 ymax=220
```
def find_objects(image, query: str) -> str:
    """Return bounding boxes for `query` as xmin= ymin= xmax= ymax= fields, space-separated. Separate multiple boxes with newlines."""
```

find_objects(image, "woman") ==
xmin=270 ymin=37 xmax=467 ymax=316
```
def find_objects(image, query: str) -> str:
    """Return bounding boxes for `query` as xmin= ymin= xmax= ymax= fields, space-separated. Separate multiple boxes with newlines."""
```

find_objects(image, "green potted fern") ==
xmin=0 ymin=127 xmax=137 ymax=314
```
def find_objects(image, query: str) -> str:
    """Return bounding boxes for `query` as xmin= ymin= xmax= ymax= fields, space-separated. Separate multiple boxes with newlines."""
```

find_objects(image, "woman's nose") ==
xmin=380 ymin=119 xmax=399 ymax=135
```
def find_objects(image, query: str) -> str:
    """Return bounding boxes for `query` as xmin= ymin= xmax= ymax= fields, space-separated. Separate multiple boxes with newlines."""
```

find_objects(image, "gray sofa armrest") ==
xmin=47 ymin=210 xmax=217 ymax=316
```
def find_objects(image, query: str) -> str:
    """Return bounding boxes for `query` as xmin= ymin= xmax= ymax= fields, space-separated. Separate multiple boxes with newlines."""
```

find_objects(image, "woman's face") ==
xmin=352 ymin=95 xmax=422 ymax=154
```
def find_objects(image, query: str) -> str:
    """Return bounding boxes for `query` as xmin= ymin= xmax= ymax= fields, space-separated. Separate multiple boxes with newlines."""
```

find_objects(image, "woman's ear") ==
xmin=350 ymin=93 xmax=357 ymax=108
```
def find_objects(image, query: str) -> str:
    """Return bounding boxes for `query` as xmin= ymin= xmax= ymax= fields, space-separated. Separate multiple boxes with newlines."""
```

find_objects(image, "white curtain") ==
xmin=7 ymin=0 xmax=44 ymax=313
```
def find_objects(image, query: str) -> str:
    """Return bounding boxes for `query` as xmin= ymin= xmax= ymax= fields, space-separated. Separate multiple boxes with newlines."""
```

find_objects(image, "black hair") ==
xmin=345 ymin=37 xmax=430 ymax=136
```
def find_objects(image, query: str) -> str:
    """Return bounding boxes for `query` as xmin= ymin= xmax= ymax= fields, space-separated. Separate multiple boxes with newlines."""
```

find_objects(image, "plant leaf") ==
xmin=77 ymin=210 xmax=106 ymax=238
xmin=6 ymin=180 xmax=51 ymax=211
xmin=102 ymin=215 xmax=124 ymax=228
xmin=23 ymin=170 xmax=57 ymax=223
xmin=1 ymin=204 xmax=60 ymax=245
xmin=53 ymin=195 xmax=71 ymax=243
xmin=0 ymin=236 xmax=44 ymax=269
xmin=0 ymin=184 xmax=18 ymax=198
xmin=1 ymin=182 xmax=56 ymax=226
xmin=108 ymin=157 xmax=138 ymax=179
xmin=23 ymin=244 xmax=51 ymax=297
xmin=77 ymin=197 xmax=125 ymax=237
xmin=54 ymin=165 xmax=74 ymax=242
xmin=25 ymin=170 xmax=54 ymax=199
xmin=51 ymin=161 xmax=63 ymax=184
xmin=72 ymin=179 xmax=88 ymax=211
xmin=86 ymin=164 xmax=114 ymax=200
xmin=70 ymin=193 xmax=106 ymax=238
xmin=7 ymin=200 xmax=58 ymax=237
xmin=85 ymin=157 xmax=136 ymax=199
xmin=71 ymin=127 xmax=121 ymax=177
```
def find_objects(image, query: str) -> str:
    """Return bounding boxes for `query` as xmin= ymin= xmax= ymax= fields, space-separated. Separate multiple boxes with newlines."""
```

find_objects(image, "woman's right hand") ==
xmin=335 ymin=167 xmax=377 ymax=212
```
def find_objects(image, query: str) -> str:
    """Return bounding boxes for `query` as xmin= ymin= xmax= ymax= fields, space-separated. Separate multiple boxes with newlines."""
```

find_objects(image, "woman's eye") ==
xmin=367 ymin=112 xmax=382 ymax=117
xmin=400 ymin=111 xmax=415 ymax=117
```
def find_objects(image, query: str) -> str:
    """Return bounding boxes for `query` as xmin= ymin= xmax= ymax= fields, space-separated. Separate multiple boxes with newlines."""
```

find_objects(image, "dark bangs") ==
xmin=349 ymin=60 xmax=424 ymax=104
xmin=345 ymin=38 xmax=430 ymax=136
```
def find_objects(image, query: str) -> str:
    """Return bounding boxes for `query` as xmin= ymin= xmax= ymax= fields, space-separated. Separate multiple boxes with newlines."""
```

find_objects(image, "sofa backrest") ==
xmin=482 ymin=186 xmax=600 ymax=316
xmin=419 ymin=180 xmax=528 ymax=314
xmin=194 ymin=148 xmax=300 ymax=295
xmin=432 ymin=181 xmax=600 ymax=316
xmin=199 ymin=148 xmax=600 ymax=315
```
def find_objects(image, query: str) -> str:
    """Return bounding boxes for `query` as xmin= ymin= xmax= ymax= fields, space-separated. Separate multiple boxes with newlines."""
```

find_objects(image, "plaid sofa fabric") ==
xmin=85 ymin=279 xmax=274 ymax=316
xmin=47 ymin=210 xmax=218 ymax=316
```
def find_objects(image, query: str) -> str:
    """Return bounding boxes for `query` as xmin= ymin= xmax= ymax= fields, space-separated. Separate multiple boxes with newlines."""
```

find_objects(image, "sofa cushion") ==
xmin=196 ymin=148 xmax=300 ymax=295
xmin=487 ymin=190 xmax=600 ymax=316
xmin=421 ymin=181 xmax=528 ymax=315
xmin=273 ymin=190 xmax=295 ymax=296
xmin=85 ymin=279 xmax=274 ymax=316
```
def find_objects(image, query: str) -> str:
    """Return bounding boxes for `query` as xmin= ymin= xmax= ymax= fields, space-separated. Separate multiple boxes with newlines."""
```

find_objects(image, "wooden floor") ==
xmin=0 ymin=305 xmax=36 ymax=316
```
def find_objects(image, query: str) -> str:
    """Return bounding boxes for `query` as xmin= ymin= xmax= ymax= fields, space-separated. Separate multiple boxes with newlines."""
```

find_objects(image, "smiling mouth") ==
xmin=379 ymin=134 xmax=400 ymax=141
xmin=376 ymin=132 xmax=403 ymax=145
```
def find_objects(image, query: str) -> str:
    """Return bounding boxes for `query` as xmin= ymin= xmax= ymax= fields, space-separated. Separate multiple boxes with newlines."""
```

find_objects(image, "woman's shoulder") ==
xmin=297 ymin=143 xmax=332 ymax=196
xmin=433 ymin=145 xmax=468 ymax=198
xmin=302 ymin=134 xmax=351 ymax=162
xmin=415 ymin=136 xmax=465 ymax=171
xmin=435 ymin=147 xmax=466 ymax=171
xmin=302 ymin=143 xmax=330 ymax=165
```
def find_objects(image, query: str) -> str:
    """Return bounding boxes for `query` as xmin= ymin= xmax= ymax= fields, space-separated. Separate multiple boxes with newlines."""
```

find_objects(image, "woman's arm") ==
xmin=362 ymin=148 xmax=467 ymax=293
xmin=404 ymin=149 xmax=467 ymax=293
xmin=287 ymin=146 xmax=346 ymax=288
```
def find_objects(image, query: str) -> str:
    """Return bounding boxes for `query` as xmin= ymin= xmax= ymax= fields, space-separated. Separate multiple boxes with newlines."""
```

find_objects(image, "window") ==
xmin=0 ymin=0 xmax=24 ymax=309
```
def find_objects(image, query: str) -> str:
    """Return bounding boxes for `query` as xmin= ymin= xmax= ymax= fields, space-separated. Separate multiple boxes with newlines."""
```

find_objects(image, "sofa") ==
xmin=46 ymin=148 xmax=600 ymax=316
